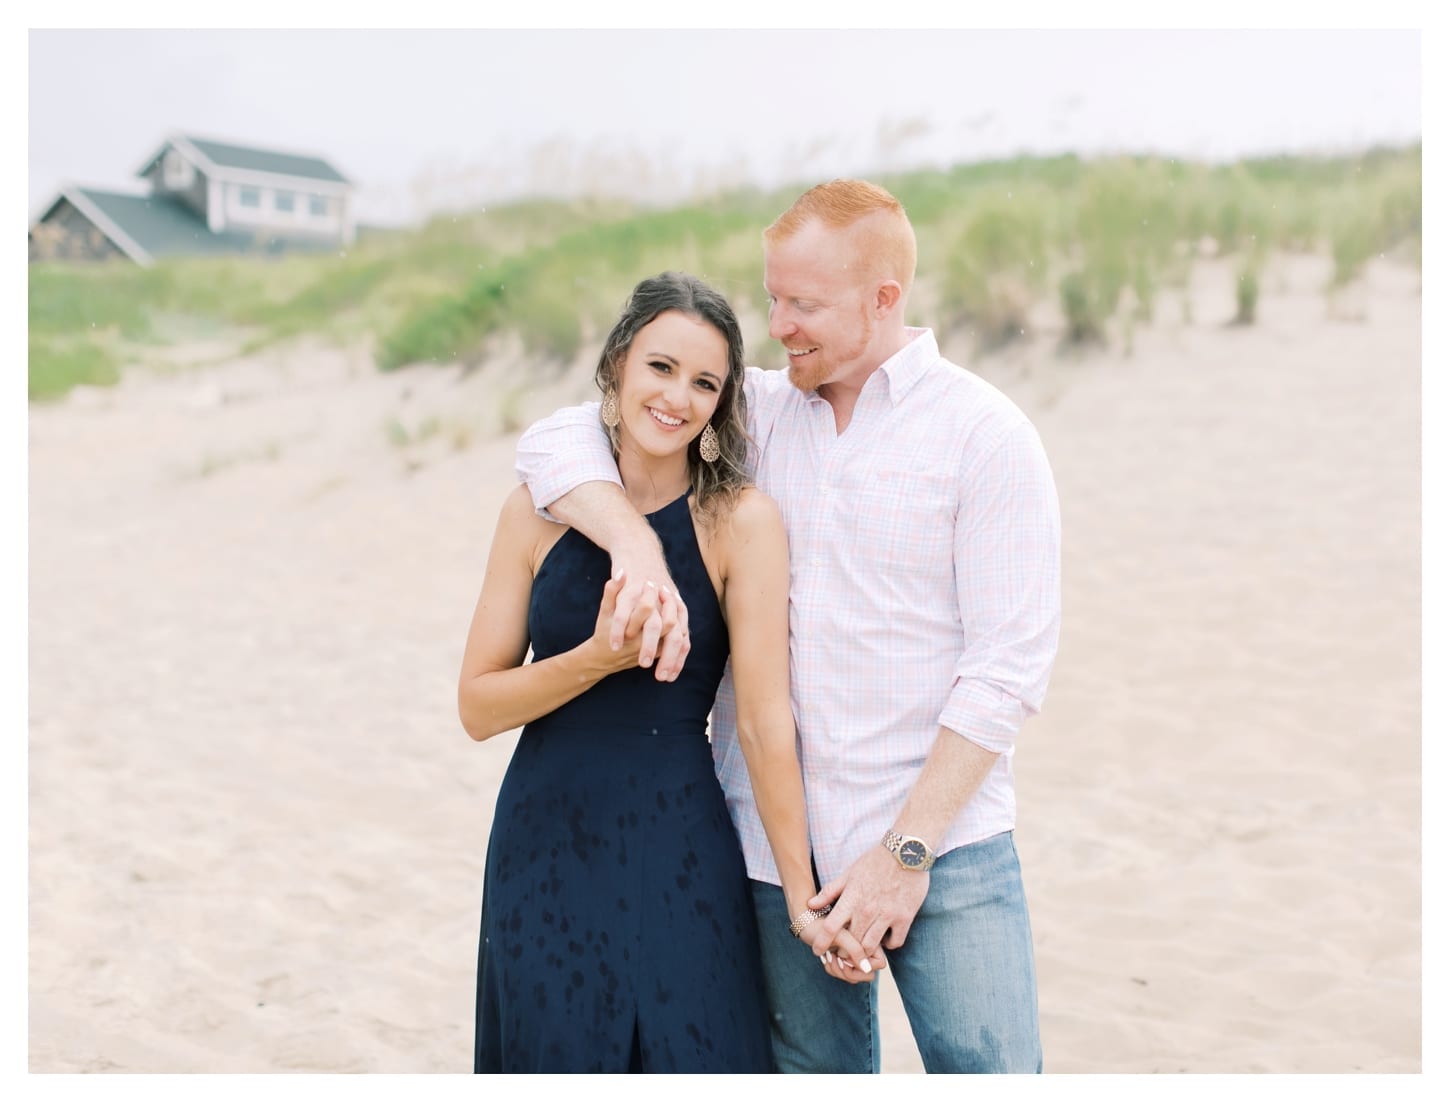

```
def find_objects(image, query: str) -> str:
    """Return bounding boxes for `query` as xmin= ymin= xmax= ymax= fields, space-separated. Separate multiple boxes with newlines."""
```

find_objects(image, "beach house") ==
xmin=29 ymin=133 xmax=356 ymax=266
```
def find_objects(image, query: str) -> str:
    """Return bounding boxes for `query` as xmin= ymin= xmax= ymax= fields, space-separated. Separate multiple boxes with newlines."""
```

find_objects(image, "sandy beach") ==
xmin=27 ymin=252 xmax=1422 ymax=1074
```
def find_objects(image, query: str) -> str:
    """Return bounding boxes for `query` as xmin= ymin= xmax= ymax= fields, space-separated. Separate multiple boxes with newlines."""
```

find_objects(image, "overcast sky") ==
xmin=27 ymin=27 xmax=1423 ymax=226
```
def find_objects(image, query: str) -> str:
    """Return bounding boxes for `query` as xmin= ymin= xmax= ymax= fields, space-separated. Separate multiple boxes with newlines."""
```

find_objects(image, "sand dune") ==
xmin=27 ymin=253 xmax=1421 ymax=1073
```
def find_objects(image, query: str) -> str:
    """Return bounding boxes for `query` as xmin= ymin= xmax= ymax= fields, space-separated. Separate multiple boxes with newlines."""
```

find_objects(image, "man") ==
xmin=514 ymin=180 xmax=1061 ymax=1073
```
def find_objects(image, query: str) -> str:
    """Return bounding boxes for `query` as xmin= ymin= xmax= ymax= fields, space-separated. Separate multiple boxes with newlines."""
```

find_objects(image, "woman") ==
xmin=458 ymin=272 xmax=817 ymax=1073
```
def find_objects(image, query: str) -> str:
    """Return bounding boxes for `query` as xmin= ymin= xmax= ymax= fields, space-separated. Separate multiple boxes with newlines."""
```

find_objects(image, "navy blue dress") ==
xmin=474 ymin=492 xmax=774 ymax=1073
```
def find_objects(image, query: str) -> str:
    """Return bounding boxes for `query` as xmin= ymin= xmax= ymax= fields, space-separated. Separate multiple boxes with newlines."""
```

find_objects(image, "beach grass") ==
xmin=28 ymin=334 xmax=121 ymax=400
xmin=28 ymin=145 xmax=1420 ymax=400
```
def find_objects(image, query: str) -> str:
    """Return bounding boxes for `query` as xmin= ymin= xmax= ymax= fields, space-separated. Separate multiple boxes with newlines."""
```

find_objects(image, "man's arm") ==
xmin=515 ymin=404 xmax=690 ymax=679
xmin=807 ymin=420 xmax=1062 ymax=963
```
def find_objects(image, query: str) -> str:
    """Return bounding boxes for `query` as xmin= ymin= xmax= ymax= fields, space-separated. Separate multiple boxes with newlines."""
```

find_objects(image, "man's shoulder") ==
xmin=745 ymin=363 xmax=797 ymax=399
xmin=916 ymin=354 xmax=1031 ymax=433
xmin=743 ymin=365 xmax=805 ymax=443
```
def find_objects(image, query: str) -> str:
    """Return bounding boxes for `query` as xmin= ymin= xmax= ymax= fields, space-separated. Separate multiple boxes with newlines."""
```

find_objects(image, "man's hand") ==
xmin=806 ymin=846 xmax=930 ymax=965
xmin=608 ymin=534 xmax=690 ymax=681
xmin=793 ymin=910 xmax=883 ymax=985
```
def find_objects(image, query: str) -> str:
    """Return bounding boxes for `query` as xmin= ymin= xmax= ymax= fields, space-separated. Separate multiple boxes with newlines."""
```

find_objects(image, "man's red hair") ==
xmin=764 ymin=179 xmax=917 ymax=292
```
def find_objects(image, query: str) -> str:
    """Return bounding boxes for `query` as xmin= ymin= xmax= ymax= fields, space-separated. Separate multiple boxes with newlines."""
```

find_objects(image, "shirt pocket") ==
xmin=846 ymin=467 xmax=958 ymax=576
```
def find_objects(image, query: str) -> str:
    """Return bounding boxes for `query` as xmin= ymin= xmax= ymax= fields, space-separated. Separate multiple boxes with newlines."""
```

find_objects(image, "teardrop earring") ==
xmin=601 ymin=390 xmax=620 ymax=428
xmin=698 ymin=423 xmax=720 ymax=463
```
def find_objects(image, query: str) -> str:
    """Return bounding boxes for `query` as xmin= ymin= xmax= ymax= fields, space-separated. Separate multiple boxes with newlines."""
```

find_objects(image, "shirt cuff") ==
xmin=514 ymin=403 xmax=622 ymax=520
xmin=938 ymin=679 xmax=1027 ymax=755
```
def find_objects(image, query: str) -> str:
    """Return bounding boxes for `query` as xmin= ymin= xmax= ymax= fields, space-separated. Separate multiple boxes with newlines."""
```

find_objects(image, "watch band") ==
xmin=882 ymin=828 xmax=937 ymax=871
xmin=788 ymin=905 xmax=832 ymax=939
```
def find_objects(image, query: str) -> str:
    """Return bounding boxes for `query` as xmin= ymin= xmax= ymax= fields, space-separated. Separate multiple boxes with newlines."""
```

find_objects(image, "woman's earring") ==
xmin=699 ymin=423 xmax=720 ymax=463
xmin=601 ymin=390 xmax=620 ymax=428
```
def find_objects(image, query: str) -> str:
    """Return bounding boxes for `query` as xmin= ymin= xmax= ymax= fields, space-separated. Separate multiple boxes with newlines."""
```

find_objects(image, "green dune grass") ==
xmin=28 ymin=145 xmax=1420 ymax=401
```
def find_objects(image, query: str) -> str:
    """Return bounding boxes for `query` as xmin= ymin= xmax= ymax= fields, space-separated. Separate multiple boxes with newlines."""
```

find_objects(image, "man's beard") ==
xmin=784 ymin=310 xmax=873 ymax=393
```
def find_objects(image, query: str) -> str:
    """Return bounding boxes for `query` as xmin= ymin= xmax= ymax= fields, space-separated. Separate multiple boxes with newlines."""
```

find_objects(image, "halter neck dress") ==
xmin=474 ymin=491 xmax=774 ymax=1073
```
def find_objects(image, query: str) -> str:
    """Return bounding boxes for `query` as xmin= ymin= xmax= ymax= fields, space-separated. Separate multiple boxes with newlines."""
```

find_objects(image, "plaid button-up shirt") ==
xmin=517 ymin=329 xmax=1061 ymax=886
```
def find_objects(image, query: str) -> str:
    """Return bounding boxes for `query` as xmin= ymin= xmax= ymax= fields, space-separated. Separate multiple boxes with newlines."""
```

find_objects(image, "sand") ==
xmin=26 ymin=252 xmax=1422 ymax=1074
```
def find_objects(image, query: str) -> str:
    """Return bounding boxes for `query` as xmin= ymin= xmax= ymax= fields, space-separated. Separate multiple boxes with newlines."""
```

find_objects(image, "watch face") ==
xmin=899 ymin=840 xmax=930 ymax=868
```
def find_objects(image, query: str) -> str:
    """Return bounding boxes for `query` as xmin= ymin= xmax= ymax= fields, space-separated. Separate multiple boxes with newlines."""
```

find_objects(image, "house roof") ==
xmin=38 ymin=187 xmax=334 ymax=266
xmin=138 ymin=134 xmax=352 ymax=186
xmin=185 ymin=136 xmax=351 ymax=184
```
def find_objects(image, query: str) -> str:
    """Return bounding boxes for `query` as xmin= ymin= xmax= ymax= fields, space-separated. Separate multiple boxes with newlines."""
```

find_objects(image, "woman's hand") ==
xmin=792 ymin=903 xmax=884 ymax=985
xmin=608 ymin=539 xmax=690 ymax=681
xmin=585 ymin=572 xmax=660 ymax=675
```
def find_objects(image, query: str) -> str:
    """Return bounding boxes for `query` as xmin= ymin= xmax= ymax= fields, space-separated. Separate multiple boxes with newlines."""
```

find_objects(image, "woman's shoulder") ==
xmin=499 ymin=481 xmax=546 ymax=524
xmin=713 ymin=486 xmax=786 ymax=549
xmin=727 ymin=485 xmax=782 ymax=524
xmin=496 ymin=483 xmax=577 ymax=573
xmin=707 ymin=487 xmax=788 ymax=588
xmin=496 ymin=483 xmax=567 ymax=544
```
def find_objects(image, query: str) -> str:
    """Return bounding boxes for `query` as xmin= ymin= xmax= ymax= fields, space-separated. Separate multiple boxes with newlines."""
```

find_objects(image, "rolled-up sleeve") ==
xmin=514 ymin=403 xmax=622 ymax=520
xmin=938 ymin=420 xmax=1062 ymax=753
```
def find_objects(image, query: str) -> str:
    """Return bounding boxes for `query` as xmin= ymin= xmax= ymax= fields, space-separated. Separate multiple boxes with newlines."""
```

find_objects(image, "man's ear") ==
xmin=874 ymin=280 xmax=903 ymax=316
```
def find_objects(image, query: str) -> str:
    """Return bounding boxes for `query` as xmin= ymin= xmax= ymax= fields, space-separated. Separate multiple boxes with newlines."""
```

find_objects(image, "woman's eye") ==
xmin=696 ymin=380 xmax=718 ymax=392
xmin=650 ymin=361 xmax=671 ymax=373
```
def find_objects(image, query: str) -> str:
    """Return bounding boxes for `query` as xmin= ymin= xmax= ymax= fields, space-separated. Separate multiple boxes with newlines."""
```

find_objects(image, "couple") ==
xmin=458 ymin=180 xmax=1062 ymax=1074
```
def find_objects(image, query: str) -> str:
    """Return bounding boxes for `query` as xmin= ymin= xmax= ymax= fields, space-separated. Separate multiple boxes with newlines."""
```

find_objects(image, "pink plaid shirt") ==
xmin=516 ymin=328 xmax=1061 ymax=886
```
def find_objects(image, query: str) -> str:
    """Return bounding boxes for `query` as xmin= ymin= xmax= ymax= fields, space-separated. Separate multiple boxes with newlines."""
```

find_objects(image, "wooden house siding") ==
xmin=29 ymin=198 xmax=127 ymax=263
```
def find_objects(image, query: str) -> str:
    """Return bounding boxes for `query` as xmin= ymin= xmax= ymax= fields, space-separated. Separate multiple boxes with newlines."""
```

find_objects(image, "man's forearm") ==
xmin=891 ymin=726 xmax=1001 ymax=848
xmin=545 ymin=481 xmax=657 ymax=554
xmin=805 ymin=723 xmax=996 ymax=965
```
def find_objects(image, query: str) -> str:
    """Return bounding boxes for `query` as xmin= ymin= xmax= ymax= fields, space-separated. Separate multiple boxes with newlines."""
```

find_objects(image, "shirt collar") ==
xmin=799 ymin=327 xmax=940 ymax=407
xmin=878 ymin=327 xmax=938 ymax=406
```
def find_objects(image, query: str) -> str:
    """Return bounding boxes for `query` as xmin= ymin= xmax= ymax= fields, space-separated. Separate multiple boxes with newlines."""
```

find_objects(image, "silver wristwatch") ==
xmin=882 ymin=829 xmax=937 ymax=871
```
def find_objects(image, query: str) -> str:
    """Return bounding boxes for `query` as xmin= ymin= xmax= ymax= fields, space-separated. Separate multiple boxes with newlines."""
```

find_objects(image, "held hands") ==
xmin=607 ymin=538 xmax=690 ymax=681
xmin=792 ymin=904 xmax=885 ymax=985
xmin=803 ymin=847 xmax=928 ymax=982
xmin=589 ymin=573 xmax=654 ymax=675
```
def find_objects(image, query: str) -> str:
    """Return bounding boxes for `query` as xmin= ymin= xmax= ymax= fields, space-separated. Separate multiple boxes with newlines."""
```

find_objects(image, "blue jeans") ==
xmin=751 ymin=831 xmax=1042 ymax=1073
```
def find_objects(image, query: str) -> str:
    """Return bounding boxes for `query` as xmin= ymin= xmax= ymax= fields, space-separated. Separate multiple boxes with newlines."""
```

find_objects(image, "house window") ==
xmin=275 ymin=190 xmax=295 ymax=213
xmin=238 ymin=186 xmax=261 ymax=208
xmin=309 ymin=195 xmax=330 ymax=217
